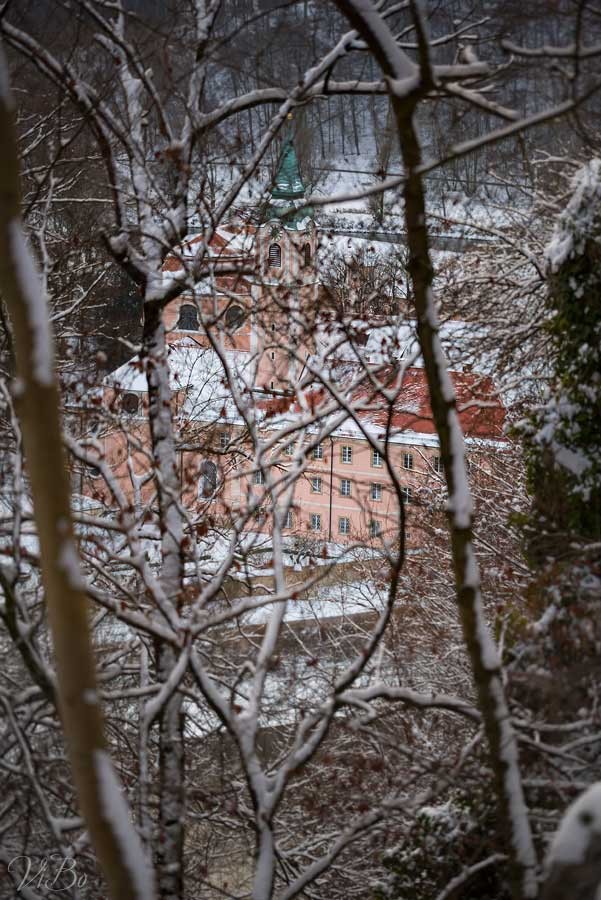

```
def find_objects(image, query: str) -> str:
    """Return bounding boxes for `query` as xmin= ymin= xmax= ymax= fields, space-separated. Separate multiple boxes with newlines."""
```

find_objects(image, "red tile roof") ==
xmin=367 ymin=367 xmax=505 ymax=439
xmin=258 ymin=367 xmax=505 ymax=441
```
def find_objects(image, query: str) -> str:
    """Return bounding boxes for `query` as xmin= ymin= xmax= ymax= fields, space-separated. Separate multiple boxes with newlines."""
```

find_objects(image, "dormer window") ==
xmin=268 ymin=243 xmax=281 ymax=268
xmin=177 ymin=303 xmax=199 ymax=331
xmin=303 ymin=243 xmax=311 ymax=267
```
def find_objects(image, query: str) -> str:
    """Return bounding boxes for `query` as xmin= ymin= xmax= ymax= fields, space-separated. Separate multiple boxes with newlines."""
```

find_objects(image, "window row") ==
xmin=268 ymin=243 xmax=312 ymax=268
xmin=208 ymin=476 xmax=410 ymax=506
xmin=177 ymin=303 xmax=245 ymax=332
xmin=338 ymin=517 xmax=381 ymax=537
xmin=339 ymin=447 xmax=438 ymax=473
xmin=198 ymin=457 xmax=417 ymax=503
xmin=249 ymin=507 xmax=391 ymax=537
xmin=257 ymin=472 xmax=407 ymax=503
xmin=280 ymin=443 xmax=442 ymax=474
xmin=307 ymin=515 xmax=381 ymax=537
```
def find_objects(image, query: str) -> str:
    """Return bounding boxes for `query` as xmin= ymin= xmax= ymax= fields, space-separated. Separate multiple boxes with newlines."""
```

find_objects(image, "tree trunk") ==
xmin=330 ymin=4 xmax=538 ymax=897
xmin=141 ymin=304 xmax=185 ymax=900
xmin=0 ymin=44 xmax=154 ymax=900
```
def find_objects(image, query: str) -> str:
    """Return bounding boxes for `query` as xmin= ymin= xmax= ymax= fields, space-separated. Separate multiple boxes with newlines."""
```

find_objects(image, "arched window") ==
xmin=121 ymin=392 xmax=140 ymax=415
xmin=268 ymin=243 xmax=281 ymax=268
xmin=303 ymin=243 xmax=311 ymax=267
xmin=177 ymin=303 xmax=199 ymax=331
xmin=225 ymin=305 xmax=245 ymax=332
xmin=199 ymin=460 xmax=218 ymax=498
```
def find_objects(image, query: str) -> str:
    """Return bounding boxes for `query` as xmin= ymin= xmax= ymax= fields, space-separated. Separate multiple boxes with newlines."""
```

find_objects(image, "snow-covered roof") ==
xmin=105 ymin=336 xmax=505 ymax=445
xmin=256 ymin=364 xmax=505 ymax=445
xmin=162 ymin=225 xmax=254 ymax=273
xmin=105 ymin=340 xmax=254 ymax=426
xmin=313 ymin=316 xmax=489 ymax=373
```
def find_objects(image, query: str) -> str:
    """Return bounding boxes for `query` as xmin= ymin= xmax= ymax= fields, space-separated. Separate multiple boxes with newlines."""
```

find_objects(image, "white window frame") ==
xmin=312 ymin=444 xmax=324 ymax=460
xmin=402 ymin=486 xmax=412 ymax=504
xmin=403 ymin=452 xmax=414 ymax=470
xmin=340 ymin=478 xmax=352 ymax=497
xmin=338 ymin=516 xmax=350 ymax=535
xmin=371 ymin=449 xmax=383 ymax=468
xmin=371 ymin=482 xmax=382 ymax=501
xmin=253 ymin=470 xmax=265 ymax=485
xmin=311 ymin=476 xmax=322 ymax=494
xmin=284 ymin=510 xmax=294 ymax=529
xmin=310 ymin=513 xmax=322 ymax=532
xmin=433 ymin=455 xmax=443 ymax=473
xmin=369 ymin=519 xmax=381 ymax=537
xmin=341 ymin=445 xmax=353 ymax=464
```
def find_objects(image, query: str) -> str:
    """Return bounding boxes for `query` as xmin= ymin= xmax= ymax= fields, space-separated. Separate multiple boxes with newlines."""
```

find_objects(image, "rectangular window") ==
xmin=310 ymin=513 xmax=322 ymax=532
xmin=269 ymin=244 xmax=282 ymax=267
xmin=338 ymin=516 xmax=350 ymax=535
xmin=312 ymin=443 xmax=324 ymax=460
xmin=284 ymin=443 xmax=294 ymax=457
xmin=284 ymin=510 xmax=293 ymax=529
xmin=341 ymin=445 xmax=353 ymax=464
xmin=433 ymin=455 xmax=443 ymax=473
xmin=369 ymin=520 xmax=381 ymax=537
xmin=371 ymin=449 xmax=383 ymax=468
xmin=402 ymin=486 xmax=412 ymax=504
xmin=403 ymin=452 xmax=414 ymax=470
xmin=253 ymin=470 xmax=265 ymax=485
xmin=219 ymin=432 xmax=229 ymax=451
xmin=371 ymin=482 xmax=382 ymax=501
xmin=311 ymin=476 xmax=322 ymax=494
xmin=339 ymin=478 xmax=352 ymax=497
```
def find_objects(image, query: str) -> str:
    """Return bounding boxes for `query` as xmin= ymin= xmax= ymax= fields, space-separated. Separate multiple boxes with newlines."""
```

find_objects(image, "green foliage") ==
xmin=519 ymin=160 xmax=601 ymax=561
xmin=372 ymin=790 xmax=510 ymax=900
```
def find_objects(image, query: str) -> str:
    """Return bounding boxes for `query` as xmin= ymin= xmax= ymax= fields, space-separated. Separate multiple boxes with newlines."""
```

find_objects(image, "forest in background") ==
xmin=0 ymin=2 xmax=600 ymax=899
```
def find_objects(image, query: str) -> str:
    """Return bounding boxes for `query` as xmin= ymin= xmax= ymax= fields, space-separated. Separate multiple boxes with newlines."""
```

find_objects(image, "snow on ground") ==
xmin=247 ymin=577 xmax=386 ymax=625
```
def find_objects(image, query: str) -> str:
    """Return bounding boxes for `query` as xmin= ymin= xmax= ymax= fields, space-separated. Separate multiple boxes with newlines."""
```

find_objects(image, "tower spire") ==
xmin=271 ymin=118 xmax=305 ymax=201
xmin=264 ymin=116 xmax=312 ymax=226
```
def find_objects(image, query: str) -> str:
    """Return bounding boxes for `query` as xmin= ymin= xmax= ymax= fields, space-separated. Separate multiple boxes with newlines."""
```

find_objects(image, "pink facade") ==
xmin=171 ymin=365 xmax=503 ymax=548
xmin=91 ymin=165 xmax=505 ymax=547
xmin=160 ymin=220 xmax=319 ymax=393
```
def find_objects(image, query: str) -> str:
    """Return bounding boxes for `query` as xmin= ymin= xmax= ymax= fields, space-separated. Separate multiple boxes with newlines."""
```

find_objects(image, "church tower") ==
xmin=254 ymin=126 xmax=319 ymax=392
xmin=258 ymin=129 xmax=317 ymax=286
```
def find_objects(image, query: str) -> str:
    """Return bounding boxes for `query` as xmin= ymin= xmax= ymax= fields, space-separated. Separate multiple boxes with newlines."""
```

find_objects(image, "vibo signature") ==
xmin=8 ymin=854 xmax=88 ymax=894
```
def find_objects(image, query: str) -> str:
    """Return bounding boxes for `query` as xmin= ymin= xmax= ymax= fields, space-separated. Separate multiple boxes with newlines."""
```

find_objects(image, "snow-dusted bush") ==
xmin=373 ymin=790 xmax=510 ymax=900
xmin=519 ymin=159 xmax=601 ymax=559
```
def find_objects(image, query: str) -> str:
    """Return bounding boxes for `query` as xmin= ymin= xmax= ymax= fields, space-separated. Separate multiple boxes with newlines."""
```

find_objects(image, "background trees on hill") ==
xmin=0 ymin=2 xmax=600 ymax=899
